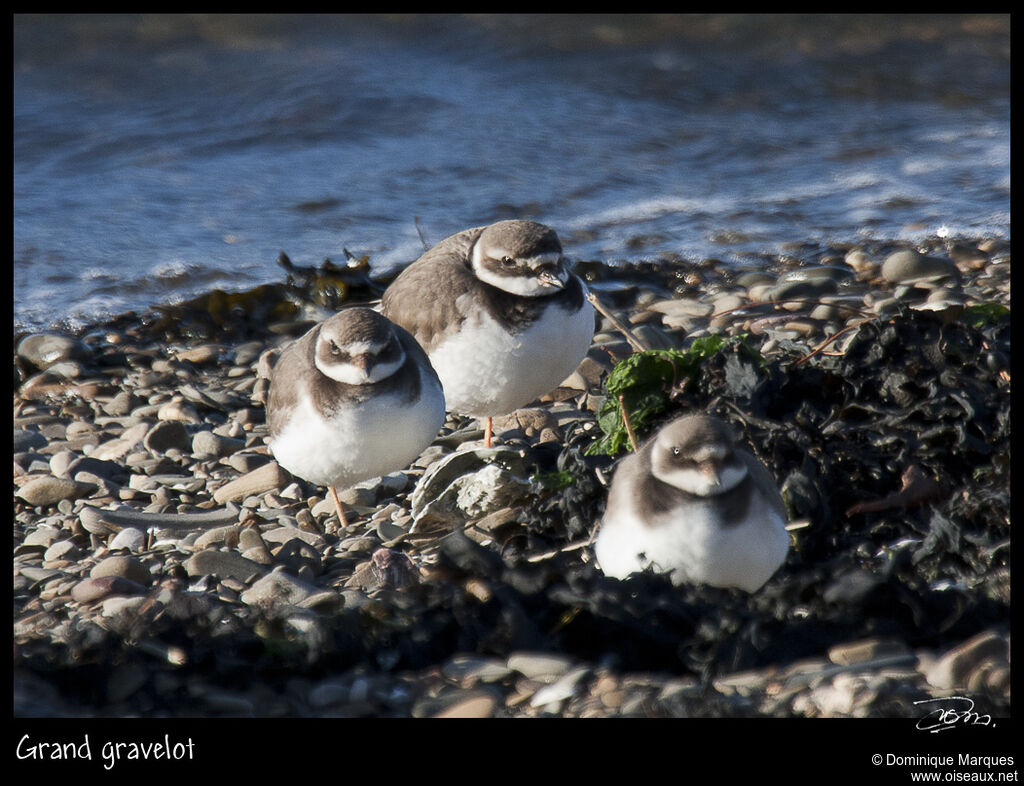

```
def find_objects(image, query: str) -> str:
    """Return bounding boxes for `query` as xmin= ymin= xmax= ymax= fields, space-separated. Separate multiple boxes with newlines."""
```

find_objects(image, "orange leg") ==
xmin=484 ymin=416 xmax=493 ymax=448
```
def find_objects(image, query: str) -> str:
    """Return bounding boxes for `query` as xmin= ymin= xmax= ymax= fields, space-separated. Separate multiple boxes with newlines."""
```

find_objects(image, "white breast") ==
xmin=428 ymin=293 xmax=594 ymax=418
xmin=269 ymin=368 xmax=445 ymax=490
xmin=595 ymin=492 xmax=789 ymax=593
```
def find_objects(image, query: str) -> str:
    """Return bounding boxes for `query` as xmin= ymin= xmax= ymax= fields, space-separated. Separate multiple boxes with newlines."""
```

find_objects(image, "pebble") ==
xmin=16 ymin=476 xmax=96 ymax=507
xmin=923 ymin=629 xmax=1009 ymax=691
xmin=430 ymin=691 xmax=499 ymax=718
xmin=108 ymin=527 xmax=147 ymax=552
xmin=17 ymin=333 xmax=90 ymax=370
xmin=143 ymin=420 xmax=192 ymax=453
xmin=507 ymin=652 xmax=576 ymax=681
xmin=71 ymin=575 xmax=147 ymax=604
xmin=14 ymin=429 xmax=48 ymax=452
xmin=881 ymin=249 xmax=959 ymax=283
xmin=239 ymin=566 xmax=319 ymax=608
xmin=91 ymin=555 xmax=152 ymax=586
xmin=213 ymin=462 xmax=291 ymax=504
xmin=184 ymin=550 xmax=264 ymax=583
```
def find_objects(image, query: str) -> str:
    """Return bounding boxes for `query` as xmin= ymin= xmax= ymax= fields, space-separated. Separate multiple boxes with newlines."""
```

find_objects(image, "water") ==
xmin=14 ymin=14 xmax=1011 ymax=332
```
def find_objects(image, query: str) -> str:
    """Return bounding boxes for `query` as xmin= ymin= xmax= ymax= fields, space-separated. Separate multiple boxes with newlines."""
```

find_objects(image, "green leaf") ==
xmin=585 ymin=335 xmax=752 ymax=457
xmin=961 ymin=302 xmax=1010 ymax=327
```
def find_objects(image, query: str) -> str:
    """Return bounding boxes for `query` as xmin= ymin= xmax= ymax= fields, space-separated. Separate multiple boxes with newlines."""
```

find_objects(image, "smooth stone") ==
xmin=648 ymin=297 xmax=713 ymax=318
xmin=828 ymin=637 xmax=912 ymax=666
xmin=24 ymin=525 xmax=64 ymax=548
xmin=881 ymin=249 xmax=958 ymax=283
xmin=91 ymin=422 xmax=152 ymax=461
xmin=184 ymin=549 xmax=264 ymax=583
xmin=193 ymin=525 xmax=241 ymax=550
xmin=103 ymin=390 xmax=140 ymax=417
xmin=225 ymin=453 xmax=273 ymax=473
xmin=17 ymin=476 xmax=96 ymax=507
xmin=262 ymin=527 xmax=325 ymax=547
xmin=157 ymin=399 xmax=202 ymax=424
xmin=143 ymin=420 xmax=191 ymax=453
xmin=71 ymin=575 xmax=147 ymax=604
xmin=442 ymin=655 xmax=514 ymax=684
xmin=14 ymin=429 xmax=48 ymax=452
xmin=529 ymin=666 xmax=591 ymax=709
xmin=176 ymin=345 xmax=221 ymax=365
xmin=91 ymin=555 xmax=152 ymax=586
xmin=213 ymin=461 xmax=291 ymax=504
xmin=44 ymin=539 xmax=82 ymax=562
xmin=45 ymin=360 xmax=87 ymax=379
xmin=240 ymin=566 xmax=318 ymax=608
xmin=507 ymin=652 xmax=576 ymax=681
xmin=101 ymin=595 xmax=148 ymax=619
xmin=17 ymin=333 xmax=90 ymax=370
xmin=769 ymin=276 xmax=839 ymax=302
xmin=192 ymin=431 xmax=245 ymax=459
xmin=924 ymin=629 xmax=1009 ymax=691
xmin=844 ymin=249 xmax=876 ymax=273
xmin=431 ymin=691 xmax=499 ymax=719
xmin=233 ymin=342 xmax=264 ymax=366
xmin=108 ymin=527 xmax=147 ymax=552
xmin=67 ymin=456 xmax=128 ymax=483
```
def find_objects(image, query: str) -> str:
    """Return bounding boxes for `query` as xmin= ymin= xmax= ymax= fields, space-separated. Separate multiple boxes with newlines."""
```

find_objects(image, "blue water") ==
xmin=13 ymin=14 xmax=1010 ymax=332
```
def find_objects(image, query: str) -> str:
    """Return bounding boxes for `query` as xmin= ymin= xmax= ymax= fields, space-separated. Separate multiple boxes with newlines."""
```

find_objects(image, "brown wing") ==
xmin=265 ymin=325 xmax=318 ymax=439
xmin=380 ymin=225 xmax=486 ymax=352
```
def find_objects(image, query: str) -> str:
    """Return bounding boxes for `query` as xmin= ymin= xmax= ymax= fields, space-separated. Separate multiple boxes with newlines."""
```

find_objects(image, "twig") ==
xmin=793 ymin=319 xmax=870 ymax=366
xmin=413 ymin=217 xmax=430 ymax=252
xmin=710 ymin=297 xmax=873 ymax=320
xmin=586 ymin=291 xmax=650 ymax=353
xmin=618 ymin=393 xmax=639 ymax=452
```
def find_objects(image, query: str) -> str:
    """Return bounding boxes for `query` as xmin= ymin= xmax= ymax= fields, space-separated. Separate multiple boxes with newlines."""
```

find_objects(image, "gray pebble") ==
xmin=14 ymin=429 xmax=48 ymax=452
xmin=240 ymin=566 xmax=318 ymax=608
xmin=17 ymin=476 xmax=96 ymax=507
xmin=108 ymin=527 xmax=147 ymax=552
xmin=17 ymin=333 xmax=90 ymax=370
xmin=213 ymin=461 xmax=291 ymax=504
xmin=193 ymin=525 xmax=241 ymax=550
xmin=44 ymin=539 xmax=83 ymax=563
xmin=91 ymin=555 xmax=152 ymax=586
xmin=24 ymin=525 xmax=64 ymax=548
xmin=71 ymin=575 xmax=147 ymax=604
xmin=190 ymin=431 xmax=245 ymax=459
xmin=184 ymin=549 xmax=264 ymax=583
xmin=881 ymin=249 xmax=959 ymax=284
xmin=143 ymin=420 xmax=192 ymax=453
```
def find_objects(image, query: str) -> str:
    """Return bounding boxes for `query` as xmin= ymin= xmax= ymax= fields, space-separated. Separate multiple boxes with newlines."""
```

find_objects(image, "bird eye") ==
xmin=329 ymin=341 xmax=341 ymax=355
xmin=671 ymin=447 xmax=681 ymax=456
xmin=499 ymin=256 xmax=516 ymax=268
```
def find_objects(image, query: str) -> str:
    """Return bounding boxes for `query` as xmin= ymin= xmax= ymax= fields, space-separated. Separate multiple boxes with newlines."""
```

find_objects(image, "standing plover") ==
xmin=381 ymin=219 xmax=594 ymax=447
xmin=594 ymin=413 xmax=789 ymax=592
xmin=266 ymin=307 xmax=445 ymax=527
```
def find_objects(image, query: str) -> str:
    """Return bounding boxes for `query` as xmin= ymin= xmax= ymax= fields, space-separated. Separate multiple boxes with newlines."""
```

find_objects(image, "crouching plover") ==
xmin=381 ymin=219 xmax=594 ymax=447
xmin=266 ymin=307 xmax=445 ymax=527
xmin=594 ymin=413 xmax=789 ymax=593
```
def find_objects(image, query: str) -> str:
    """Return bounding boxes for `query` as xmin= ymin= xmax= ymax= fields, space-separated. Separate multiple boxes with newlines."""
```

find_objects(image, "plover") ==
xmin=594 ymin=413 xmax=790 ymax=593
xmin=381 ymin=219 xmax=594 ymax=447
xmin=266 ymin=307 xmax=445 ymax=527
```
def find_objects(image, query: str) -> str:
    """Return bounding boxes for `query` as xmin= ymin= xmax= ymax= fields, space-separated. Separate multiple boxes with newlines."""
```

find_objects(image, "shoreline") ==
xmin=14 ymin=238 xmax=1010 ymax=718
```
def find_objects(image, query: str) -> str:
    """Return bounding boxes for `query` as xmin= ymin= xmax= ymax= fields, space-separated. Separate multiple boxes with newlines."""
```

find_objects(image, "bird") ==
xmin=593 ymin=413 xmax=790 ymax=593
xmin=381 ymin=219 xmax=595 ymax=448
xmin=265 ymin=307 xmax=445 ymax=528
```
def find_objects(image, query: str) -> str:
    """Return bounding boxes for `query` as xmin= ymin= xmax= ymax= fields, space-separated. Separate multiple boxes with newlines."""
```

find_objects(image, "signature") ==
xmin=914 ymin=696 xmax=993 ymax=733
